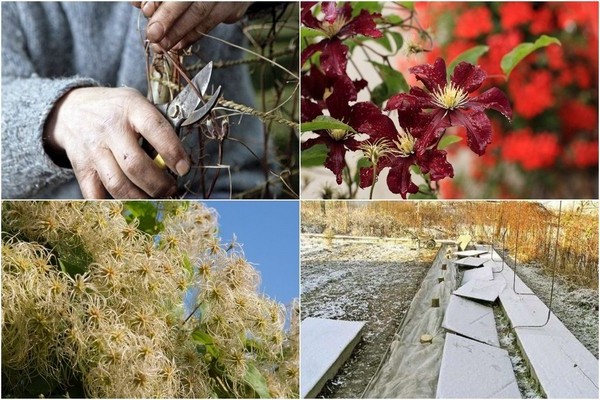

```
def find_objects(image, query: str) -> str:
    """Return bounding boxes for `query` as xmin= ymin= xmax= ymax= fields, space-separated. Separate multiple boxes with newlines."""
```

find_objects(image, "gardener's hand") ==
xmin=44 ymin=87 xmax=190 ymax=199
xmin=133 ymin=2 xmax=251 ymax=51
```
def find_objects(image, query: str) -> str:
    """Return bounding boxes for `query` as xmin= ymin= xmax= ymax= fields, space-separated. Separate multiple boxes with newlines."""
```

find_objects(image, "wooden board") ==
xmin=497 ymin=265 xmax=599 ymax=398
xmin=300 ymin=317 xmax=366 ymax=398
xmin=454 ymin=279 xmax=506 ymax=303
xmin=436 ymin=333 xmax=521 ymax=398
xmin=442 ymin=295 xmax=499 ymax=347
xmin=462 ymin=264 xmax=494 ymax=284
xmin=455 ymin=249 xmax=489 ymax=258
xmin=454 ymin=256 xmax=486 ymax=268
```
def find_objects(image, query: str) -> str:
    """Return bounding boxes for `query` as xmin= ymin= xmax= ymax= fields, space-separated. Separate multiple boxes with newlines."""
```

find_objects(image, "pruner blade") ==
xmin=166 ymin=61 xmax=214 ymax=122
xmin=181 ymin=86 xmax=222 ymax=127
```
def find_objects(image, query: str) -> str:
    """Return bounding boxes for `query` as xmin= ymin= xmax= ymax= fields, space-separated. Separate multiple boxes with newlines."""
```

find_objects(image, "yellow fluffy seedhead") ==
xmin=1 ymin=201 xmax=298 ymax=398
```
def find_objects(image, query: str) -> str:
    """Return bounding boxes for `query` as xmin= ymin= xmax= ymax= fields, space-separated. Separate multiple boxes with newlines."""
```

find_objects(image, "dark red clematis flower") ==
xmin=389 ymin=58 xmax=512 ymax=156
xmin=358 ymin=95 xmax=454 ymax=198
xmin=301 ymin=64 xmax=367 ymax=111
xmin=301 ymin=1 xmax=382 ymax=77
xmin=302 ymin=77 xmax=393 ymax=184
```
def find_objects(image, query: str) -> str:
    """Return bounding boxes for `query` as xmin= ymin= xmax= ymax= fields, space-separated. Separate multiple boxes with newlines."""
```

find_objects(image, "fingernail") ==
xmin=142 ymin=1 xmax=152 ymax=15
xmin=175 ymin=158 xmax=190 ymax=176
xmin=147 ymin=21 xmax=164 ymax=42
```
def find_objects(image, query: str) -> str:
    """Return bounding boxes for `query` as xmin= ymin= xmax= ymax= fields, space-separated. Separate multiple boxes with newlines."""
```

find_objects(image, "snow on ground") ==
xmin=301 ymin=235 xmax=435 ymax=398
xmin=514 ymin=261 xmax=599 ymax=358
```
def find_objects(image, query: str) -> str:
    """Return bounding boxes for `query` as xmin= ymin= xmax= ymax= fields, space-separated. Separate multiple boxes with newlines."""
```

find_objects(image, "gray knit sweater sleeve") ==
xmin=1 ymin=3 xmax=99 ymax=198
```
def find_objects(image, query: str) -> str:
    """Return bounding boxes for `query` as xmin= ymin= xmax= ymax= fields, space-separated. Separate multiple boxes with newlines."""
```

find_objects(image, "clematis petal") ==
xmin=301 ymin=40 xmax=327 ymax=67
xmin=358 ymin=157 xmax=390 ymax=188
xmin=451 ymin=62 xmax=486 ymax=93
xmin=340 ymin=9 xmax=383 ymax=38
xmin=301 ymin=64 xmax=328 ymax=101
xmin=418 ymin=149 xmax=454 ymax=181
xmin=409 ymin=58 xmax=447 ymax=93
xmin=350 ymin=102 xmax=398 ymax=140
xmin=325 ymin=75 xmax=356 ymax=120
xmin=301 ymin=2 xmax=321 ymax=29
xmin=386 ymin=92 xmax=433 ymax=134
xmin=450 ymin=109 xmax=493 ymax=156
xmin=301 ymin=98 xmax=323 ymax=123
xmin=468 ymin=87 xmax=513 ymax=121
xmin=320 ymin=39 xmax=349 ymax=77
xmin=323 ymin=141 xmax=349 ymax=184
xmin=386 ymin=156 xmax=419 ymax=199
xmin=301 ymin=133 xmax=330 ymax=150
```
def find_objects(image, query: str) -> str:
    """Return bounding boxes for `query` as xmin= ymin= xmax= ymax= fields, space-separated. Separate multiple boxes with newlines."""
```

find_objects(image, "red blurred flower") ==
xmin=531 ymin=7 xmax=555 ymax=35
xmin=559 ymin=100 xmax=598 ymax=134
xmin=566 ymin=140 xmax=599 ymax=168
xmin=502 ymin=129 xmax=560 ymax=170
xmin=499 ymin=2 xmax=534 ymax=30
xmin=482 ymin=31 xmax=523 ymax=76
xmin=301 ymin=2 xmax=382 ymax=77
xmin=509 ymin=70 xmax=554 ymax=118
xmin=454 ymin=6 xmax=493 ymax=39
xmin=391 ymin=58 xmax=512 ymax=156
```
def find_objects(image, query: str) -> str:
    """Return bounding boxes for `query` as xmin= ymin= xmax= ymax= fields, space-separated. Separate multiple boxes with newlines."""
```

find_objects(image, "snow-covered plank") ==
xmin=442 ymin=295 xmax=499 ymax=346
xmin=483 ymin=258 xmax=506 ymax=273
xmin=300 ymin=317 xmax=366 ymax=398
xmin=454 ymin=279 xmax=506 ymax=303
xmin=454 ymin=256 xmax=486 ymax=268
xmin=436 ymin=333 xmax=521 ymax=399
xmin=496 ymin=266 xmax=599 ymax=398
xmin=455 ymin=249 xmax=489 ymax=258
xmin=462 ymin=263 xmax=494 ymax=284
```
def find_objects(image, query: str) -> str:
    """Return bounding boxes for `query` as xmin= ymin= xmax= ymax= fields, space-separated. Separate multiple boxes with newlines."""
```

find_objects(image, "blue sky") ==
xmin=202 ymin=201 xmax=299 ymax=305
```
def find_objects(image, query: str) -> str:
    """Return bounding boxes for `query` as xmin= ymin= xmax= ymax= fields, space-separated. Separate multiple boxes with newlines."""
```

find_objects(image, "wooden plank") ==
xmin=462 ymin=264 xmax=494 ymax=284
xmin=442 ymin=295 xmax=499 ymax=347
xmin=454 ymin=279 xmax=506 ymax=303
xmin=496 ymin=265 xmax=599 ymax=398
xmin=300 ymin=317 xmax=366 ymax=398
xmin=436 ymin=333 xmax=521 ymax=398
xmin=454 ymin=256 xmax=486 ymax=268
xmin=455 ymin=249 xmax=489 ymax=258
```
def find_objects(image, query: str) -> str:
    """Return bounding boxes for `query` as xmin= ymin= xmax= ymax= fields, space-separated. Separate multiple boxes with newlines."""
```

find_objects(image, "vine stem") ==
xmin=218 ymin=99 xmax=299 ymax=129
xmin=369 ymin=164 xmax=377 ymax=200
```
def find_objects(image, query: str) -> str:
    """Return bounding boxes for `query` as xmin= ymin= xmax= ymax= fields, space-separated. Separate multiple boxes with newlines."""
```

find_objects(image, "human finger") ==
xmin=171 ymin=3 xmax=250 ymax=51
xmin=108 ymin=128 xmax=178 ymax=198
xmin=73 ymin=166 xmax=109 ymax=199
xmin=126 ymin=98 xmax=191 ymax=177
xmin=146 ymin=2 xmax=191 ymax=43
xmin=93 ymin=147 xmax=149 ymax=199
xmin=158 ymin=2 xmax=215 ymax=50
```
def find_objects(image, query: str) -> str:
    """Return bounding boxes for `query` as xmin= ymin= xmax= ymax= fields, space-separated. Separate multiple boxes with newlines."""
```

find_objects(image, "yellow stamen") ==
xmin=321 ymin=16 xmax=349 ymax=38
xmin=392 ymin=132 xmax=416 ymax=157
xmin=432 ymin=83 xmax=469 ymax=110
xmin=328 ymin=128 xmax=349 ymax=141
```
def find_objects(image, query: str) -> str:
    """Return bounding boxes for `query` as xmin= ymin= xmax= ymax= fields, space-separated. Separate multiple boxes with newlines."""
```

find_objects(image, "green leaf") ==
xmin=192 ymin=329 xmax=220 ymax=359
xmin=351 ymin=1 xmax=383 ymax=17
xmin=301 ymin=143 xmax=328 ymax=168
xmin=244 ymin=363 xmax=271 ymax=398
xmin=501 ymin=35 xmax=561 ymax=77
xmin=437 ymin=134 xmax=462 ymax=150
xmin=370 ymin=82 xmax=389 ymax=107
xmin=301 ymin=115 xmax=357 ymax=133
xmin=300 ymin=27 xmax=324 ymax=40
xmin=369 ymin=61 xmax=409 ymax=94
xmin=123 ymin=201 xmax=164 ymax=235
xmin=448 ymin=45 xmax=489 ymax=74
xmin=387 ymin=31 xmax=404 ymax=52
xmin=409 ymin=184 xmax=437 ymax=199
xmin=181 ymin=253 xmax=193 ymax=275
xmin=410 ymin=164 xmax=422 ymax=175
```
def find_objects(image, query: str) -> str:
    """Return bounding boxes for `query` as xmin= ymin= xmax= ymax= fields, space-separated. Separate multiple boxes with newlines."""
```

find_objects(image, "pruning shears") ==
xmin=152 ymin=61 xmax=222 ymax=169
